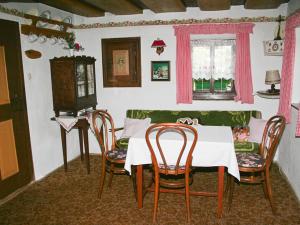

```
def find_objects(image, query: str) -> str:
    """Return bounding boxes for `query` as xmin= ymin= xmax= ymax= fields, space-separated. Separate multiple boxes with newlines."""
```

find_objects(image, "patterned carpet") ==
xmin=1 ymin=155 xmax=300 ymax=225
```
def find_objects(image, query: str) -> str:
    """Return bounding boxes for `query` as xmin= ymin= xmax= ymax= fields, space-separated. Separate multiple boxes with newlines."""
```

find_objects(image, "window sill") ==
xmin=193 ymin=92 xmax=236 ymax=100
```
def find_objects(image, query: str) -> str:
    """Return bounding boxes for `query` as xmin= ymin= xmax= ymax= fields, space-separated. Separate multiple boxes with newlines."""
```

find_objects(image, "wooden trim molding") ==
xmin=74 ymin=16 xmax=285 ymax=29
xmin=0 ymin=4 xmax=285 ymax=29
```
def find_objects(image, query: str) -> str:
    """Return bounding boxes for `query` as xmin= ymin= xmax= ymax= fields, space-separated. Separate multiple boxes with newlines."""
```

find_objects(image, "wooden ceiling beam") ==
xmin=197 ymin=0 xmax=231 ymax=11
xmin=139 ymin=0 xmax=186 ymax=13
xmin=245 ymin=0 xmax=281 ymax=9
xmin=38 ymin=0 xmax=105 ymax=17
xmin=83 ymin=0 xmax=143 ymax=15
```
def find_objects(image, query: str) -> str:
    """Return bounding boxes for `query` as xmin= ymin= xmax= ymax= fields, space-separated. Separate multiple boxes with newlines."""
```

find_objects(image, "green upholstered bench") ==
xmin=116 ymin=109 xmax=261 ymax=153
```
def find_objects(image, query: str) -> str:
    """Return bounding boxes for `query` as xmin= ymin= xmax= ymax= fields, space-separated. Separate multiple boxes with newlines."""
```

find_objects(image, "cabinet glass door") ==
xmin=87 ymin=64 xmax=95 ymax=95
xmin=76 ymin=63 xmax=86 ymax=97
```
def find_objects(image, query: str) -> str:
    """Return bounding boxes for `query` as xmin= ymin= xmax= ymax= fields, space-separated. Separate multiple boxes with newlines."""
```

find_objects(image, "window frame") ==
xmin=191 ymin=38 xmax=236 ymax=100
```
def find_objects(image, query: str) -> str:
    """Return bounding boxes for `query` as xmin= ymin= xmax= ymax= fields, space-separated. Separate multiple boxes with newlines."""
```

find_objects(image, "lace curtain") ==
xmin=191 ymin=39 xmax=236 ymax=80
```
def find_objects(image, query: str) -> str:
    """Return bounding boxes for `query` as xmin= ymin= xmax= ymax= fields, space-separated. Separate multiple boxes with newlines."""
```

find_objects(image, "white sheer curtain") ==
xmin=191 ymin=39 xmax=236 ymax=80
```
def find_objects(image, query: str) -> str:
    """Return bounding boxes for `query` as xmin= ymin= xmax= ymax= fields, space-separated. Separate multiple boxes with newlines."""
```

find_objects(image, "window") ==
xmin=191 ymin=39 xmax=236 ymax=100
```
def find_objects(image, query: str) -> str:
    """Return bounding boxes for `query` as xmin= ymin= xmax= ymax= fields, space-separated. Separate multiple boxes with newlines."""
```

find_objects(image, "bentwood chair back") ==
xmin=228 ymin=115 xmax=285 ymax=213
xmin=145 ymin=123 xmax=198 ymax=223
xmin=92 ymin=110 xmax=128 ymax=198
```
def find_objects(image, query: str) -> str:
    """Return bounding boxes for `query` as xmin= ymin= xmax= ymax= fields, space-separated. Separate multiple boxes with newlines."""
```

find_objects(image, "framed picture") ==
xmin=151 ymin=61 xmax=170 ymax=81
xmin=102 ymin=37 xmax=141 ymax=87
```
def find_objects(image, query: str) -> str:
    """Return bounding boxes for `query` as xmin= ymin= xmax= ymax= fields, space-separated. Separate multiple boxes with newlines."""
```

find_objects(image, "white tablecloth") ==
xmin=124 ymin=125 xmax=240 ymax=180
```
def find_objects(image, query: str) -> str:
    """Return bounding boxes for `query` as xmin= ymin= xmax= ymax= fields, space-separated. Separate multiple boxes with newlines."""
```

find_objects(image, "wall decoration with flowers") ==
xmin=64 ymin=32 xmax=84 ymax=56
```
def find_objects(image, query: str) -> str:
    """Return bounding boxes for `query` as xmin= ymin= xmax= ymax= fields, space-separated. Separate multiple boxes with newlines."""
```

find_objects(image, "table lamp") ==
xmin=265 ymin=70 xmax=280 ymax=93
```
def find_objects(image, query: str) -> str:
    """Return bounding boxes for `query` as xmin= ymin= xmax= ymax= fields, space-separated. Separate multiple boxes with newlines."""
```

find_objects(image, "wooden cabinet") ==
xmin=50 ymin=56 xmax=97 ymax=116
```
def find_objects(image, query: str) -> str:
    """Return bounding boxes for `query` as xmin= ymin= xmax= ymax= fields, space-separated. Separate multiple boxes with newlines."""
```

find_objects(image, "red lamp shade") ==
xmin=151 ymin=38 xmax=166 ymax=55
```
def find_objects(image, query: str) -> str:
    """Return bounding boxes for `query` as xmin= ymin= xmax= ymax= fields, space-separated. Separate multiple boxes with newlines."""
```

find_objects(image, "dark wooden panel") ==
xmin=197 ymin=0 xmax=231 ymax=11
xmin=0 ymin=19 xmax=33 ymax=199
xmin=140 ymin=0 xmax=186 ymax=13
xmin=245 ymin=0 xmax=281 ymax=9
xmin=1 ymin=0 xmax=291 ymax=16
xmin=39 ymin=0 xmax=105 ymax=17
xmin=84 ymin=0 xmax=143 ymax=15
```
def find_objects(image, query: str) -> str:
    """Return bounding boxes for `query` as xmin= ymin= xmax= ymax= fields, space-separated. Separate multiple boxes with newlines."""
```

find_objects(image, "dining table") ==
xmin=124 ymin=124 xmax=240 ymax=218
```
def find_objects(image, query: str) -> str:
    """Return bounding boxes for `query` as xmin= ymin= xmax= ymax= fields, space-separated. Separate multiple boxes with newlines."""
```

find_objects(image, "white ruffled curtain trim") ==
xmin=191 ymin=39 xmax=236 ymax=80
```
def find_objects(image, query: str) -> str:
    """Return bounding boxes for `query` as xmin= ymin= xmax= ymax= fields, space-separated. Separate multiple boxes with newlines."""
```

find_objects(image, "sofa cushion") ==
xmin=121 ymin=117 xmax=151 ymax=138
xmin=117 ymin=137 xmax=260 ymax=153
xmin=234 ymin=141 xmax=259 ymax=153
xmin=116 ymin=138 xmax=130 ymax=149
xmin=248 ymin=117 xmax=267 ymax=143
xmin=126 ymin=110 xmax=261 ymax=127
xmin=176 ymin=117 xmax=199 ymax=125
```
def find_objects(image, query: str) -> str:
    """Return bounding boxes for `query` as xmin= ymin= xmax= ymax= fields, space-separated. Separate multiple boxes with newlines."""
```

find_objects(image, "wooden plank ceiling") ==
xmin=0 ymin=0 xmax=289 ymax=17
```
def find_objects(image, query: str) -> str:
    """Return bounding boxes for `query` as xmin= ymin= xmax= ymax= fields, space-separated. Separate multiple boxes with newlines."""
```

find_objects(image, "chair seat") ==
xmin=107 ymin=148 xmax=127 ymax=160
xmin=236 ymin=152 xmax=265 ymax=168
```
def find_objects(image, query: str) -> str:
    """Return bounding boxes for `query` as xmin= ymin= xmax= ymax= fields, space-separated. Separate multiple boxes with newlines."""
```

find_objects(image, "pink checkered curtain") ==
xmin=174 ymin=23 xmax=254 ymax=104
xmin=174 ymin=29 xmax=193 ymax=104
xmin=234 ymin=32 xmax=254 ymax=103
xmin=277 ymin=11 xmax=300 ymax=136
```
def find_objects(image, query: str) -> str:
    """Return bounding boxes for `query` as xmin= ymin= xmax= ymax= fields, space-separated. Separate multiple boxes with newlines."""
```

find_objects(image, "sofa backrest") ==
xmin=126 ymin=110 xmax=262 ymax=127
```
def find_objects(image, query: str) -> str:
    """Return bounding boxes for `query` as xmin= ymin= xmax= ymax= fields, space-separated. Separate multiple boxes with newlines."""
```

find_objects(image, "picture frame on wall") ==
xmin=151 ymin=61 xmax=170 ymax=81
xmin=101 ymin=37 xmax=141 ymax=87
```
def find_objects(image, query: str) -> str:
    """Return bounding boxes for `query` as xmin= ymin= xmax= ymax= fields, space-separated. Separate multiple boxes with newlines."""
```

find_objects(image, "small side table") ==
xmin=53 ymin=117 xmax=91 ymax=174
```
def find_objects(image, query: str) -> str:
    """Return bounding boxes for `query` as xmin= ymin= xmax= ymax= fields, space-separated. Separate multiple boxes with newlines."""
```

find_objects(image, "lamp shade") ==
xmin=151 ymin=39 xmax=166 ymax=48
xmin=265 ymin=70 xmax=280 ymax=85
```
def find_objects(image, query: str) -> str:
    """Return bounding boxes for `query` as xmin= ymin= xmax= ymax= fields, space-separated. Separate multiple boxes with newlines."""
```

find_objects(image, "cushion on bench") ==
xmin=234 ymin=141 xmax=259 ymax=153
xmin=117 ymin=138 xmax=259 ymax=153
xmin=126 ymin=110 xmax=261 ymax=127
xmin=116 ymin=110 xmax=262 ymax=153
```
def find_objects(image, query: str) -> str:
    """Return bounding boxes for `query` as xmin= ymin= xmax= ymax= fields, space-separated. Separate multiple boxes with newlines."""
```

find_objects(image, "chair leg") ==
xmin=227 ymin=175 xmax=235 ymax=212
xmin=185 ymin=174 xmax=191 ymax=223
xmin=98 ymin=156 xmax=107 ymax=198
xmin=153 ymin=172 xmax=159 ymax=224
xmin=108 ymin=163 xmax=115 ymax=188
xmin=262 ymin=174 xmax=269 ymax=199
xmin=265 ymin=170 xmax=276 ymax=214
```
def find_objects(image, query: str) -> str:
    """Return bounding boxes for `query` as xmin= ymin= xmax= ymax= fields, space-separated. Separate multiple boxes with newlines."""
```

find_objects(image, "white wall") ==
xmin=0 ymin=4 xmax=81 ymax=180
xmin=0 ymin=3 xmax=292 ymax=183
xmin=76 ymin=5 xmax=286 ymax=129
xmin=278 ymin=107 xmax=300 ymax=200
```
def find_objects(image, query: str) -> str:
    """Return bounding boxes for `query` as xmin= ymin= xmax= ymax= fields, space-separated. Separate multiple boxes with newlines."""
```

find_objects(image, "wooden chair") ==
xmin=145 ymin=123 xmax=198 ymax=223
xmin=228 ymin=115 xmax=286 ymax=213
xmin=92 ymin=110 xmax=128 ymax=198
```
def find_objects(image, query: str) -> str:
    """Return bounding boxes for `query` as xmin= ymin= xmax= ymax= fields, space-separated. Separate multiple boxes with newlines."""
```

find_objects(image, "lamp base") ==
xmin=267 ymin=88 xmax=280 ymax=94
